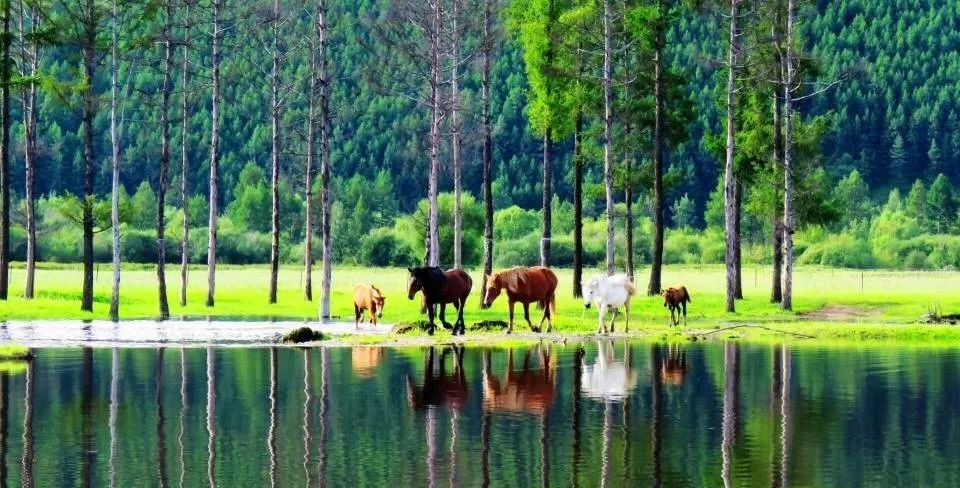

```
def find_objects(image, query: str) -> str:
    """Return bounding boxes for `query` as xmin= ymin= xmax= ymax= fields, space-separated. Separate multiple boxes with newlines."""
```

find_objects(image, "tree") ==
xmin=905 ymin=179 xmax=927 ymax=225
xmin=206 ymin=0 xmax=222 ymax=307
xmin=926 ymin=174 xmax=956 ymax=234
xmin=601 ymin=0 xmax=614 ymax=275
xmin=646 ymin=0 xmax=668 ymax=296
xmin=179 ymin=0 xmax=191 ymax=307
xmin=17 ymin=0 xmax=39 ymax=299
xmin=723 ymin=0 xmax=743 ymax=313
xmin=834 ymin=169 xmax=871 ymax=227
xmin=317 ymin=0 xmax=332 ymax=317
xmin=889 ymin=133 xmax=908 ymax=189
xmin=267 ymin=0 xmax=283 ymax=304
xmin=781 ymin=0 xmax=795 ymax=311
xmin=480 ymin=0 xmax=496 ymax=302
xmin=0 ymin=0 xmax=10 ymax=300
xmin=449 ymin=0 xmax=464 ymax=268
xmin=156 ymin=0 xmax=174 ymax=319
xmin=671 ymin=194 xmax=695 ymax=229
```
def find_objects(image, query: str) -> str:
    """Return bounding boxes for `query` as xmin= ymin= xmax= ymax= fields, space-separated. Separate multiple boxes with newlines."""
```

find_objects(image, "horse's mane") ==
xmin=370 ymin=284 xmax=384 ymax=299
xmin=412 ymin=266 xmax=447 ymax=298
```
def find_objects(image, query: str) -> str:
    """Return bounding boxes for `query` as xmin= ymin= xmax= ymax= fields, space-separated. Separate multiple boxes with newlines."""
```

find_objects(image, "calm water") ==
xmin=0 ymin=341 xmax=957 ymax=487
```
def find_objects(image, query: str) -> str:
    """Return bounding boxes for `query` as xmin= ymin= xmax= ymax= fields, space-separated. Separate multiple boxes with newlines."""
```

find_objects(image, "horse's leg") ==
xmin=523 ymin=303 xmax=538 ymax=333
xmin=440 ymin=303 xmax=453 ymax=330
xmin=682 ymin=301 xmax=687 ymax=326
xmin=457 ymin=297 xmax=466 ymax=335
xmin=354 ymin=305 xmax=361 ymax=328
xmin=625 ymin=300 xmax=630 ymax=333
xmin=427 ymin=303 xmax=436 ymax=335
xmin=610 ymin=307 xmax=617 ymax=334
xmin=507 ymin=300 xmax=515 ymax=334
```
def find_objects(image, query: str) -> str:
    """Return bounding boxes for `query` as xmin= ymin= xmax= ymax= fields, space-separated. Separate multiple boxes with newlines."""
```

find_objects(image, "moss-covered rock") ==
xmin=280 ymin=327 xmax=326 ymax=344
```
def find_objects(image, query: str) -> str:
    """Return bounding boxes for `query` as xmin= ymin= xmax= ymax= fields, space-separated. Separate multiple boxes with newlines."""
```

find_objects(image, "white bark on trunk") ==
xmin=782 ymin=0 xmax=795 ymax=311
xmin=180 ymin=3 xmax=190 ymax=307
xmin=602 ymin=0 xmax=615 ymax=276
xmin=269 ymin=0 xmax=281 ymax=304
xmin=318 ymin=0 xmax=333 ymax=318
xmin=723 ymin=0 xmax=741 ymax=313
xmin=427 ymin=0 xmax=442 ymax=267
xmin=206 ymin=0 xmax=221 ymax=308
xmin=451 ymin=0 xmax=462 ymax=269
xmin=109 ymin=0 xmax=121 ymax=321
xmin=18 ymin=3 xmax=38 ymax=299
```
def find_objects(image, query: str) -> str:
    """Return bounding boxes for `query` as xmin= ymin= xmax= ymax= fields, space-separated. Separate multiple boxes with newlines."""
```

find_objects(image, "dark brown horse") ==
xmin=661 ymin=286 xmax=692 ymax=326
xmin=481 ymin=266 xmax=558 ymax=334
xmin=407 ymin=267 xmax=473 ymax=335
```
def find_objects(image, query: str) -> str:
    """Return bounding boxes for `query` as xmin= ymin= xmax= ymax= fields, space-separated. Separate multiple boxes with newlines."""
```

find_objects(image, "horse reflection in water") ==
xmin=580 ymin=340 xmax=639 ymax=400
xmin=482 ymin=345 xmax=557 ymax=486
xmin=351 ymin=347 xmax=384 ymax=379
xmin=406 ymin=345 xmax=468 ymax=488
xmin=660 ymin=343 xmax=689 ymax=386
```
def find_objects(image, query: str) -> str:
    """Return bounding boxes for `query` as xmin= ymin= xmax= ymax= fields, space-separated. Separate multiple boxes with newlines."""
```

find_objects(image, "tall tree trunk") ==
xmin=304 ymin=41 xmax=316 ymax=303
xmin=625 ymin=179 xmax=635 ymax=281
xmin=109 ymin=0 xmax=121 ymax=321
xmin=269 ymin=0 xmax=281 ymax=304
xmin=602 ymin=0 xmax=614 ymax=276
xmin=572 ymin=112 xmax=583 ymax=297
xmin=81 ymin=2 xmax=96 ymax=313
xmin=317 ymin=0 xmax=332 ymax=319
xmin=734 ymin=180 xmax=743 ymax=299
xmin=451 ymin=0 xmax=462 ymax=269
xmin=180 ymin=3 xmax=191 ymax=307
xmin=647 ymin=1 xmax=666 ymax=295
xmin=157 ymin=1 xmax=173 ymax=319
xmin=721 ymin=341 xmax=740 ymax=487
xmin=427 ymin=0 xmax=441 ymax=268
xmin=0 ymin=0 xmax=10 ymax=301
xmin=782 ymin=0 xmax=795 ymax=311
xmin=19 ymin=4 xmax=38 ymax=300
xmin=480 ymin=0 xmax=494 ymax=301
xmin=540 ymin=130 xmax=551 ymax=267
xmin=723 ymin=0 xmax=741 ymax=313
xmin=771 ymin=87 xmax=784 ymax=303
xmin=206 ymin=0 xmax=222 ymax=308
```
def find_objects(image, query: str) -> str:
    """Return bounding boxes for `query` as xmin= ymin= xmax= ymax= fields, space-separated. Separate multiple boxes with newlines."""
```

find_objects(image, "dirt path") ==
xmin=800 ymin=304 xmax=880 ymax=321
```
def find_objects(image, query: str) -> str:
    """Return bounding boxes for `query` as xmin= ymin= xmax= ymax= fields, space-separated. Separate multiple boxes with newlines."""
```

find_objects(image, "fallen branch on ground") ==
xmin=695 ymin=324 xmax=816 ymax=339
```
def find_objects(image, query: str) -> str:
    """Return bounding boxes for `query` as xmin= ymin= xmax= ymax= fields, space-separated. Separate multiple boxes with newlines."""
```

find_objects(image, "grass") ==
xmin=0 ymin=345 xmax=31 ymax=360
xmin=0 ymin=263 xmax=959 ymax=342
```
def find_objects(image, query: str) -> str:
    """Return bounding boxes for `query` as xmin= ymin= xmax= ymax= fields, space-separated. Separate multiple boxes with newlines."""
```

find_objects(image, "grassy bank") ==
xmin=0 ymin=264 xmax=958 ymax=342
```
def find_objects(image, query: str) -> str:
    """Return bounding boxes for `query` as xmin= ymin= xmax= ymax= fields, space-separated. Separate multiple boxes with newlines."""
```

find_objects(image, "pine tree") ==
xmin=889 ymin=134 xmax=909 ymax=188
xmin=926 ymin=174 xmax=956 ymax=234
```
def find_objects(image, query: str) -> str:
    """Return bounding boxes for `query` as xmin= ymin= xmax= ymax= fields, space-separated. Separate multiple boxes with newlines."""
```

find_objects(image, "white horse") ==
xmin=582 ymin=274 xmax=637 ymax=334
xmin=580 ymin=340 xmax=639 ymax=401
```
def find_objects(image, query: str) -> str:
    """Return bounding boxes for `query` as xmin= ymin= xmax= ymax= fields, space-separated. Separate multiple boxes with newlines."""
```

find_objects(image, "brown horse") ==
xmin=661 ymin=286 xmax=692 ymax=326
xmin=481 ymin=266 xmax=558 ymax=334
xmin=353 ymin=284 xmax=386 ymax=328
xmin=407 ymin=267 xmax=473 ymax=335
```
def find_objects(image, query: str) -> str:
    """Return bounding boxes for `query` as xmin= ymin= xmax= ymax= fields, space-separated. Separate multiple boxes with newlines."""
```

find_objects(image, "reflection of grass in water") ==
xmin=1 ymin=265 xmax=959 ymax=341
xmin=0 ymin=360 xmax=28 ymax=375
xmin=0 ymin=344 xmax=30 ymax=360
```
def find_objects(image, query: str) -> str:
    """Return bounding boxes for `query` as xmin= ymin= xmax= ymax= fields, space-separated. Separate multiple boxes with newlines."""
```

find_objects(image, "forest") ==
xmin=0 ymin=0 xmax=957 ymax=318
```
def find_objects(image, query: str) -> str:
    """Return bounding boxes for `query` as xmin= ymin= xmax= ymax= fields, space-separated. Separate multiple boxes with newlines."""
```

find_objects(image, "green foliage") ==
xmin=671 ymin=193 xmax=695 ymax=229
xmin=926 ymin=174 xmax=956 ymax=233
xmin=359 ymin=228 xmax=417 ymax=267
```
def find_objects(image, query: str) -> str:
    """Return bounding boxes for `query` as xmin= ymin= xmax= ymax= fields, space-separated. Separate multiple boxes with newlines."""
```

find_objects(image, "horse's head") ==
xmin=481 ymin=274 xmax=501 ymax=309
xmin=371 ymin=286 xmax=386 ymax=318
xmin=407 ymin=268 xmax=423 ymax=300
xmin=581 ymin=277 xmax=600 ymax=309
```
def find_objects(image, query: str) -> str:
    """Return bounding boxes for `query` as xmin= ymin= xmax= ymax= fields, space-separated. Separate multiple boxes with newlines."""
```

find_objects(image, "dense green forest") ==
xmin=0 ymin=0 xmax=959 ymax=316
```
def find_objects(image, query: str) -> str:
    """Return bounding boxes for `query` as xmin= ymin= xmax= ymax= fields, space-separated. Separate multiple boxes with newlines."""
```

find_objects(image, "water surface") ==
xmin=0 ymin=341 xmax=957 ymax=486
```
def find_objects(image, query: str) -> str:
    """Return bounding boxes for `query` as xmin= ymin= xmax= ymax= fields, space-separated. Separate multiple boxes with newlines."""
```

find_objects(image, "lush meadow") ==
xmin=1 ymin=264 xmax=959 ymax=342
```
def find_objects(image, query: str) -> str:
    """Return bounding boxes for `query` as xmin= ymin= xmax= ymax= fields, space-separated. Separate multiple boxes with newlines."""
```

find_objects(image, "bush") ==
xmin=359 ymin=228 xmax=417 ymax=267
xmin=798 ymin=233 xmax=874 ymax=268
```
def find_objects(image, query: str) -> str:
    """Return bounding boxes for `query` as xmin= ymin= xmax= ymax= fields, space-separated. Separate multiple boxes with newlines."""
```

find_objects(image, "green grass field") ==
xmin=0 ymin=263 xmax=958 ymax=342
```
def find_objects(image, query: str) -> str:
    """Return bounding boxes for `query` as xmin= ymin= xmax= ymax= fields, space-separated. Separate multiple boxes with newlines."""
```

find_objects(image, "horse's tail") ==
xmin=625 ymin=281 xmax=637 ymax=296
xmin=682 ymin=286 xmax=692 ymax=303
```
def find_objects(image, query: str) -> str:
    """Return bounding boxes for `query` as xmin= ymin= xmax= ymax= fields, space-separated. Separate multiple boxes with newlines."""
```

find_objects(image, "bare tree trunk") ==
xmin=427 ymin=0 xmax=442 ymax=268
xmin=81 ymin=0 xmax=97 ymax=313
xmin=157 ymin=1 xmax=173 ymax=319
xmin=304 ymin=43 xmax=316 ymax=303
xmin=19 ymin=3 xmax=38 ymax=299
xmin=625 ymin=180 xmax=635 ymax=281
xmin=602 ymin=0 xmax=614 ymax=276
xmin=572 ymin=112 xmax=583 ymax=297
xmin=268 ymin=0 xmax=281 ymax=304
xmin=109 ymin=0 xmax=121 ymax=321
xmin=540 ymin=130 xmax=551 ymax=267
xmin=206 ymin=0 xmax=222 ymax=308
xmin=0 ymin=0 xmax=10 ymax=301
xmin=317 ymin=0 xmax=332 ymax=319
xmin=782 ymin=0 xmax=795 ymax=311
xmin=451 ymin=0 xmax=462 ymax=269
xmin=480 ymin=0 xmax=494 ymax=301
xmin=723 ymin=0 xmax=741 ymax=313
xmin=771 ymin=88 xmax=783 ymax=303
xmin=734 ymin=180 xmax=742 ymax=299
xmin=647 ymin=1 xmax=666 ymax=295
xmin=180 ymin=3 xmax=191 ymax=307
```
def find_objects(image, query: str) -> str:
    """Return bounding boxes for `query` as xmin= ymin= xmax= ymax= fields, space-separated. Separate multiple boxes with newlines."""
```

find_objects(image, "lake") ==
xmin=0 ymin=341 xmax=957 ymax=487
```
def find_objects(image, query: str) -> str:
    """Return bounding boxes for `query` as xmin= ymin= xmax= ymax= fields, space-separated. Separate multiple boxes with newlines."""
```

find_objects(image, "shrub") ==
xmin=360 ymin=228 xmax=417 ymax=267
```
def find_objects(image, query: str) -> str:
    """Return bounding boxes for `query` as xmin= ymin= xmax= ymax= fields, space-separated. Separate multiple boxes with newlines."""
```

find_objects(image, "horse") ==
xmin=582 ymin=274 xmax=637 ymax=334
xmin=353 ymin=284 xmax=386 ymax=328
xmin=661 ymin=286 xmax=692 ymax=326
xmin=481 ymin=266 xmax=558 ymax=334
xmin=407 ymin=267 xmax=473 ymax=336
xmin=580 ymin=340 xmax=639 ymax=401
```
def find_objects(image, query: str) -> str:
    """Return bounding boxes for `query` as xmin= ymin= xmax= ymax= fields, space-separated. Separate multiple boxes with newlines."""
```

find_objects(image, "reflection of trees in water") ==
xmin=302 ymin=349 xmax=313 ymax=486
xmin=721 ymin=342 xmax=740 ymax=488
xmin=156 ymin=348 xmax=168 ymax=488
xmin=767 ymin=344 xmax=792 ymax=488
xmin=21 ymin=360 xmax=34 ymax=488
xmin=179 ymin=348 xmax=187 ymax=488
xmin=109 ymin=349 xmax=118 ymax=488
xmin=82 ymin=347 xmax=93 ymax=488
xmin=571 ymin=347 xmax=584 ymax=488
xmin=319 ymin=347 xmax=329 ymax=487
xmin=651 ymin=344 xmax=663 ymax=488
xmin=206 ymin=347 xmax=216 ymax=488
xmin=268 ymin=347 xmax=278 ymax=488
xmin=1 ymin=371 xmax=8 ymax=487
xmin=780 ymin=346 xmax=791 ymax=488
